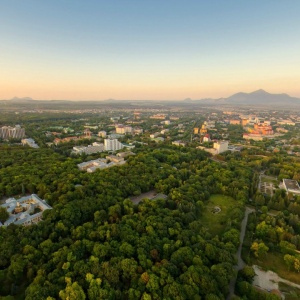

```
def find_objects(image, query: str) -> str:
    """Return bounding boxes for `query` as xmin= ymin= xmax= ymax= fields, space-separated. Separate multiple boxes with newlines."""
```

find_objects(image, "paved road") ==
xmin=227 ymin=207 xmax=255 ymax=299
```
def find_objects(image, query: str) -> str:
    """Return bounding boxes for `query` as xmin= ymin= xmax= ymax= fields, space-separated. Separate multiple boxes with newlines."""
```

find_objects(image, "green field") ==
xmin=201 ymin=194 xmax=239 ymax=236
xmin=279 ymin=282 xmax=300 ymax=300
xmin=261 ymin=175 xmax=278 ymax=185
xmin=251 ymin=252 xmax=300 ymax=285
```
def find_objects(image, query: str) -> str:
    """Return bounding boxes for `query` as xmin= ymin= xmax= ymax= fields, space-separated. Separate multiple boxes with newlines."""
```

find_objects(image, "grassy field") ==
xmin=279 ymin=282 xmax=300 ymax=300
xmin=251 ymin=252 xmax=300 ymax=285
xmin=200 ymin=194 xmax=239 ymax=236
xmin=261 ymin=175 xmax=278 ymax=185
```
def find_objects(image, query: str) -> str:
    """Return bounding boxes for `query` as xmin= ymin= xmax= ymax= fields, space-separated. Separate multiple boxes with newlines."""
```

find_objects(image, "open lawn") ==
xmin=251 ymin=252 xmax=300 ymax=285
xmin=279 ymin=282 xmax=300 ymax=300
xmin=200 ymin=194 xmax=239 ymax=236
xmin=261 ymin=175 xmax=278 ymax=185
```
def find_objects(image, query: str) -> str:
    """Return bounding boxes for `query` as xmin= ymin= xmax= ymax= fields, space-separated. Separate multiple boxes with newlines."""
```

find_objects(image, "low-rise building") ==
xmin=230 ymin=119 xmax=241 ymax=125
xmin=0 ymin=194 xmax=52 ymax=227
xmin=172 ymin=140 xmax=186 ymax=147
xmin=213 ymin=140 xmax=228 ymax=154
xmin=116 ymin=151 xmax=135 ymax=158
xmin=283 ymin=179 xmax=300 ymax=195
xmin=197 ymin=140 xmax=228 ymax=155
xmin=78 ymin=157 xmax=126 ymax=173
xmin=98 ymin=131 xmax=107 ymax=138
xmin=150 ymin=114 xmax=166 ymax=120
xmin=72 ymin=142 xmax=104 ymax=155
xmin=203 ymin=134 xmax=211 ymax=142
xmin=133 ymin=128 xmax=143 ymax=135
xmin=21 ymin=138 xmax=39 ymax=148
xmin=115 ymin=125 xmax=132 ymax=134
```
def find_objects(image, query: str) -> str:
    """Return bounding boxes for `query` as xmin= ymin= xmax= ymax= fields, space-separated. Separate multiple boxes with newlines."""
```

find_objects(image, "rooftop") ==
xmin=283 ymin=179 xmax=300 ymax=191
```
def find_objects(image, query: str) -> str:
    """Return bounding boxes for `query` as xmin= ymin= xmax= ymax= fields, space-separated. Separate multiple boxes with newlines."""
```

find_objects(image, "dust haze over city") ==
xmin=1 ymin=1 xmax=300 ymax=300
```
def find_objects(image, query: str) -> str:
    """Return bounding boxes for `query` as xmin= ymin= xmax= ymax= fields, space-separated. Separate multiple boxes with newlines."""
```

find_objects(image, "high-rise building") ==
xmin=104 ymin=139 xmax=124 ymax=151
xmin=0 ymin=125 xmax=25 ymax=140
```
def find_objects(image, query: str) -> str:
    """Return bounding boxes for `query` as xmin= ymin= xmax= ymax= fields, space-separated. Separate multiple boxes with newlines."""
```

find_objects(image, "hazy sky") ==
xmin=1 ymin=0 xmax=300 ymax=100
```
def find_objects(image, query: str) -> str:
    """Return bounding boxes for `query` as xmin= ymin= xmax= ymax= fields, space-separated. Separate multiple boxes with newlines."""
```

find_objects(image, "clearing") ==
xmin=201 ymin=194 xmax=239 ymax=236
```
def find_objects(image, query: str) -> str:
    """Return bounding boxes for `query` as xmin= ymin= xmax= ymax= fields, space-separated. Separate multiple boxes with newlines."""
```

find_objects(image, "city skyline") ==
xmin=1 ymin=1 xmax=300 ymax=100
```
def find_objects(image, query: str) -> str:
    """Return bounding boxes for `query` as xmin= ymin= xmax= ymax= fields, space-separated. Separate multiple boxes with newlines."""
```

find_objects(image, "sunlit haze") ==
xmin=1 ymin=0 xmax=300 ymax=100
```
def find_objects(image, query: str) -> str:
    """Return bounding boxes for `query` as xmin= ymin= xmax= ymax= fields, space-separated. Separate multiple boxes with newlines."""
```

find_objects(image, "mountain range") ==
xmin=212 ymin=89 xmax=300 ymax=106
xmin=185 ymin=89 xmax=300 ymax=107
xmin=2 ymin=90 xmax=300 ymax=107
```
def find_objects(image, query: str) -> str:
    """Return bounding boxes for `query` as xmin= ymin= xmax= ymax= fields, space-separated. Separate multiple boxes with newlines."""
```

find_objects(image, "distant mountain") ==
xmin=215 ymin=89 xmax=300 ymax=106
xmin=10 ymin=97 xmax=34 ymax=101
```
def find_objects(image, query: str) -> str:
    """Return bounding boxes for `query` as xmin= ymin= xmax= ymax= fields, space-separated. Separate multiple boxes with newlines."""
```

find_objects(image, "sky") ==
xmin=1 ymin=0 xmax=300 ymax=100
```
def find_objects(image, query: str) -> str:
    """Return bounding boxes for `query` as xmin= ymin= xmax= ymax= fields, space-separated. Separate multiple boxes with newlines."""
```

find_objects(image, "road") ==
xmin=227 ymin=207 xmax=255 ymax=299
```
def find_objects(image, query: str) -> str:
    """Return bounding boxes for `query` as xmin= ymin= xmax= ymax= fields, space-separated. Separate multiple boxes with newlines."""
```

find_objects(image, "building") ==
xmin=161 ymin=129 xmax=169 ymax=134
xmin=200 ymin=124 xmax=207 ymax=134
xmin=72 ymin=142 xmax=104 ymax=155
xmin=78 ymin=157 xmax=126 ymax=173
xmin=21 ymin=138 xmax=39 ymax=148
xmin=98 ymin=131 xmax=107 ymax=138
xmin=54 ymin=136 xmax=81 ymax=145
xmin=0 ymin=125 xmax=25 ymax=140
xmin=133 ymin=128 xmax=143 ymax=135
xmin=115 ymin=125 xmax=132 ymax=134
xmin=253 ymin=124 xmax=273 ymax=135
xmin=78 ymin=158 xmax=107 ymax=171
xmin=0 ymin=194 xmax=52 ymax=227
xmin=278 ymin=120 xmax=295 ymax=126
xmin=150 ymin=133 xmax=160 ymax=139
xmin=230 ymin=119 xmax=241 ymax=125
xmin=283 ymin=179 xmax=300 ymax=195
xmin=213 ymin=140 xmax=229 ymax=154
xmin=106 ymin=155 xmax=125 ymax=163
xmin=104 ymin=138 xmax=124 ymax=151
xmin=203 ymin=134 xmax=211 ymax=142
xmin=150 ymin=114 xmax=166 ymax=120
xmin=172 ymin=140 xmax=186 ymax=147
xmin=116 ymin=151 xmax=135 ymax=158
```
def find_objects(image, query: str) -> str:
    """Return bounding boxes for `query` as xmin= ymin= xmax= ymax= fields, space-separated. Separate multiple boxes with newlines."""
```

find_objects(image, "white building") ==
xmin=104 ymin=138 xmax=124 ymax=151
xmin=283 ymin=179 xmax=300 ymax=195
xmin=133 ymin=128 xmax=143 ymax=135
xmin=161 ymin=129 xmax=169 ymax=134
xmin=98 ymin=131 xmax=107 ymax=138
xmin=162 ymin=120 xmax=171 ymax=125
xmin=72 ymin=142 xmax=104 ymax=155
xmin=213 ymin=141 xmax=228 ymax=154
xmin=0 ymin=125 xmax=25 ymax=140
xmin=21 ymin=138 xmax=39 ymax=148
xmin=0 ymin=194 xmax=52 ymax=227
xmin=78 ymin=158 xmax=126 ymax=173
xmin=172 ymin=140 xmax=186 ymax=147
xmin=150 ymin=133 xmax=160 ymax=139
xmin=203 ymin=134 xmax=211 ymax=142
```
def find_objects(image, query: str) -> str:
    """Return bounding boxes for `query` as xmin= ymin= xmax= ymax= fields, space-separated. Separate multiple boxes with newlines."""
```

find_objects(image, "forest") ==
xmin=0 ymin=145 xmax=254 ymax=299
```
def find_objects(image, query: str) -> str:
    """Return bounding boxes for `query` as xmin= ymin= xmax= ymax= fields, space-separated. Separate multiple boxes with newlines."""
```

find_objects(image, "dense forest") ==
xmin=0 ymin=145 xmax=254 ymax=299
